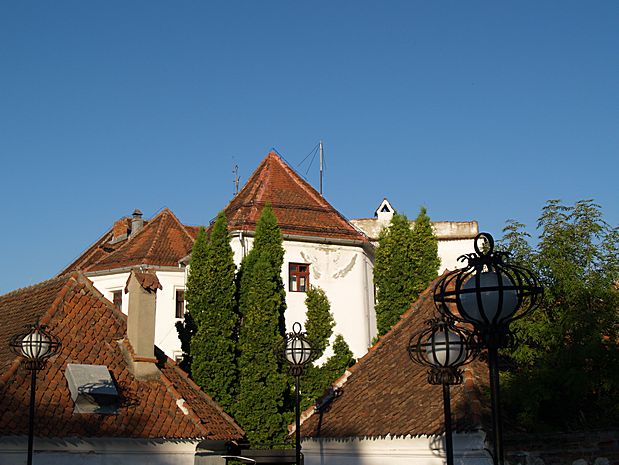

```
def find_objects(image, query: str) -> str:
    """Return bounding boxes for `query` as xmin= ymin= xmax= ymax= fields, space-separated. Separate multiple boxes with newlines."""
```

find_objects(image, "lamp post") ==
xmin=408 ymin=317 xmax=476 ymax=465
xmin=281 ymin=322 xmax=314 ymax=465
xmin=434 ymin=233 xmax=542 ymax=465
xmin=9 ymin=324 xmax=61 ymax=465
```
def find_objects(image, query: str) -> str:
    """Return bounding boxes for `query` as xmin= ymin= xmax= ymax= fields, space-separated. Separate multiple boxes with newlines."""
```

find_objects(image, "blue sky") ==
xmin=1 ymin=1 xmax=617 ymax=295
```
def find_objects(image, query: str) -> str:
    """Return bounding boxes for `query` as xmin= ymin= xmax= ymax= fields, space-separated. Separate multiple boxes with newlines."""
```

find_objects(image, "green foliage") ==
xmin=374 ymin=208 xmax=440 ymax=335
xmin=304 ymin=286 xmax=335 ymax=360
xmin=235 ymin=205 xmax=289 ymax=447
xmin=499 ymin=200 xmax=619 ymax=431
xmin=177 ymin=226 xmax=209 ymax=374
xmin=300 ymin=287 xmax=355 ymax=411
xmin=188 ymin=213 xmax=238 ymax=412
xmin=411 ymin=206 xmax=440 ymax=293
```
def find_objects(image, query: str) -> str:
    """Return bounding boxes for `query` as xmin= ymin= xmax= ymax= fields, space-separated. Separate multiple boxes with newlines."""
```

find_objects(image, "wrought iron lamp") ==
xmin=408 ymin=317 xmax=476 ymax=465
xmin=10 ymin=324 xmax=61 ymax=465
xmin=434 ymin=232 xmax=542 ymax=465
xmin=281 ymin=322 xmax=314 ymax=465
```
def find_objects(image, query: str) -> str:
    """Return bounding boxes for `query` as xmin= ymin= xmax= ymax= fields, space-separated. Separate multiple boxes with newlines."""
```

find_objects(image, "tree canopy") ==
xmin=235 ymin=205 xmax=289 ymax=447
xmin=374 ymin=208 xmax=440 ymax=336
xmin=187 ymin=213 xmax=238 ymax=412
xmin=499 ymin=199 xmax=619 ymax=431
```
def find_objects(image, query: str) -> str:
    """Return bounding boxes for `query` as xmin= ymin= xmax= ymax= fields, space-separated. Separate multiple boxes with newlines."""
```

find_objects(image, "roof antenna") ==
xmin=233 ymin=163 xmax=240 ymax=196
xmin=319 ymin=140 xmax=324 ymax=196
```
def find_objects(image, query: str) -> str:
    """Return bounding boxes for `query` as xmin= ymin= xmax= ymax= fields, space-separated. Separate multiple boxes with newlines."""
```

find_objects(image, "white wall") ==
xmin=438 ymin=238 xmax=477 ymax=272
xmin=88 ymin=269 xmax=186 ymax=361
xmin=231 ymin=235 xmax=376 ymax=360
xmin=302 ymin=432 xmax=494 ymax=465
xmin=0 ymin=437 xmax=200 ymax=465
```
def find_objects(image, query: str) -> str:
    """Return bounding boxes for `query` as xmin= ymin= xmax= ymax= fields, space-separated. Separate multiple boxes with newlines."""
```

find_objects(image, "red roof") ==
xmin=223 ymin=152 xmax=368 ymax=243
xmin=63 ymin=208 xmax=197 ymax=273
xmin=0 ymin=273 xmax=244 ymax=440
xmin=299 ymin=276 xmax=487 ymax=438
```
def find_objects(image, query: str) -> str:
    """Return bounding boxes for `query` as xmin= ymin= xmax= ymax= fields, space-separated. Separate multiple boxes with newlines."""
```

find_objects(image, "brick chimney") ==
xmin=123 ymin=268 xmax=162 ymax=379
xmin=130 ymin=209 xmax=144 ymax=238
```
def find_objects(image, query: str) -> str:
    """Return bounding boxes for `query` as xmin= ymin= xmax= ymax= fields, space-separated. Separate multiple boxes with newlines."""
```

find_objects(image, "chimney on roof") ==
xmin=130 ymin=209 xmax=144 ymax=237
xmin=123 ymin=268 xmax=162 ymax=380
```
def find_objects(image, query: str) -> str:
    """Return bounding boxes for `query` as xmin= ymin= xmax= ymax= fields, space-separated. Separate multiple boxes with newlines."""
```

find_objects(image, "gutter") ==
xmin=84 ymin=264 xmax=185 ymax=277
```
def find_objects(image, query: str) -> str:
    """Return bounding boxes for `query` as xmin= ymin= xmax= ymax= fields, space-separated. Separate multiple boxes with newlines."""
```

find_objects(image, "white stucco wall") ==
xmin=231 ymin=234 xmax=376 ymax=360
xmin=87 ymin=269 xmax=186 ymax=361
xmin=0 ymin=437 xmax=201 ymax=465
xmin=438 ymin=238 xmax=477 ymax=272
xmin=302 ymin=432 xmax=494 ymax=465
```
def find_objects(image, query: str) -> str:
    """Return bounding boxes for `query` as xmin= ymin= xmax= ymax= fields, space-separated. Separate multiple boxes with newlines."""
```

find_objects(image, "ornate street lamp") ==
xmin=280 ymin=322 xmax=314 ymax=465
xmin=10 ymin=324 xmax=61 ymax=465
xmin=434 ymin=232 xmax=542 ymax=465
xmin=408 ymin=317 xmax=476 ymax=465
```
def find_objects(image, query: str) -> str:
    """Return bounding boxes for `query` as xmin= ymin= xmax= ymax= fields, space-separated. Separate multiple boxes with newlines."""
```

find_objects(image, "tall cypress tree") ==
xmin=374 ymin=213 xmax=417 ymax=335
xmin=411 ymin=206 xmax=440 ymax=294
xmin=188 ymin=212 xmax=238 ymax=412
xmin=235 ymin=205 xmax=288 ymax=447
xmin=176 ymin=226 xmax=209 ymax=373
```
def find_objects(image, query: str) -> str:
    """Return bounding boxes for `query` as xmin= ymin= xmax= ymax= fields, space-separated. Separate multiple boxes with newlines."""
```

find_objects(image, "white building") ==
xmin=63 ymin=151 xmax=478 ymax=361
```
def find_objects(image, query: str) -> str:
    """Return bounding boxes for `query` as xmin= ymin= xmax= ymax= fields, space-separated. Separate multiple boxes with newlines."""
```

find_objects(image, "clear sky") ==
xmin=1 ymin=1 xmax=617 ymax=295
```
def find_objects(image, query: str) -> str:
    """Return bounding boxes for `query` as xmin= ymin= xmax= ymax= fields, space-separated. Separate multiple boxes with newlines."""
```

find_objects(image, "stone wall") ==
xmin=505 ymin=431 xmax=619 ymax=465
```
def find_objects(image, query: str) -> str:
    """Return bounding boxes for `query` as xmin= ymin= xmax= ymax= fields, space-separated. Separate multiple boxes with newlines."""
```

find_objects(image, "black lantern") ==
xmin=408 ymin=317 xmax=476 ymax=465
xmin=280 ymin=322 xmax=314 ymax=465
xmin=10 ymin=324 xmax=61 ymax=465
xmin=434 ymin=232 xmax=542 ymax=465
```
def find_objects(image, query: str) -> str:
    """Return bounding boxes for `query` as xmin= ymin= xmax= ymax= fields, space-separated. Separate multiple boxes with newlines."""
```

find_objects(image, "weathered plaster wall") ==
xmin=302 ymin=432 xmax=494 ymax=465
xmin=231 ymin=234 xmax=376 ymax=360
xmin=0 ymin=437 xmax=200 ymax=465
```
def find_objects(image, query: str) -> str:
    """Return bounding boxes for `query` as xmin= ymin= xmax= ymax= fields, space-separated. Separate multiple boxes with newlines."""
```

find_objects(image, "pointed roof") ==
xmin=223 ymin=152 xmax=368 ymax=243
xmin=63 ymin=208 xmax=198 ymax=274
xmin=0 ymin=273 xmax=244 ymax=440
xmin=298 ymin=275 xmax=487 ymax=438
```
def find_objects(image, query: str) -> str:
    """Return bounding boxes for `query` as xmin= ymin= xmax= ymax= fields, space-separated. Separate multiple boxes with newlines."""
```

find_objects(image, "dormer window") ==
xmin=112 ymin=290 xmax=122 ymax=311
xmin=175 ymin=289 xmax=185 ymax=319
xmin=289 ymin=263 xmax=309 ymax=292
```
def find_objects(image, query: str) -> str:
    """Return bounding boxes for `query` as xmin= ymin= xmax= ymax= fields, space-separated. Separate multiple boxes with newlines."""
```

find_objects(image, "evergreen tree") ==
xmin=374 ymin=213 xmax=417 ymax=335
xmin=301 ymin=287 xmax=355 ymax=411
xmin=235 ymin=205 xmax=289 ymax=447
xmin=176 ymin=226 xmax=209 ymax=373
xmin=304 ymin=286 xmax=334 ymax=360
xmin=411 ymin=206 xmax=440 ymax=294
xmin=188 ymin=213 xmax=238 ymax=412
xmin=499 ymin=200 xmax=619 ymax=431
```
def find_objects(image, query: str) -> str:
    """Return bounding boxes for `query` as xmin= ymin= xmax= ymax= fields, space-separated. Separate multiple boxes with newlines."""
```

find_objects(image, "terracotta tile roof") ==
xmin=63 ymin=209 xmax=197 ymax=273
xmin=0 ymin=273 xmax=244 ymax=440
xmin=223 ymin=152 xmax=369 ymax=243
xmin=299 ymin=276 xmax=487 ymax=438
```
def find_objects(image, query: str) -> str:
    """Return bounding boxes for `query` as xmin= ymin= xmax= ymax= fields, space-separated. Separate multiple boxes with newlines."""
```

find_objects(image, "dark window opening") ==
xmin=289 ymin=263 xmax=310 ymax=292
xmin=175 ymin=289 xmax=185 ymax=319
xmin=112 ymin=290 xmax=122 ymax=310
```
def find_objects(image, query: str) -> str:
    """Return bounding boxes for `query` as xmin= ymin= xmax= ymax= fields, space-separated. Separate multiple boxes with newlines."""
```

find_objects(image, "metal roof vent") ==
xmin=65 ymin=363 xmax=119 ymax=414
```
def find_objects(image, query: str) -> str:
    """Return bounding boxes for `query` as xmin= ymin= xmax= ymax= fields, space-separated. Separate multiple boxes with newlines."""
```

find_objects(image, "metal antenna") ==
xmin=233 ymin=164 xmax=240 ymax=196
xmin=319 ymin=140 xmax=324 ymax=196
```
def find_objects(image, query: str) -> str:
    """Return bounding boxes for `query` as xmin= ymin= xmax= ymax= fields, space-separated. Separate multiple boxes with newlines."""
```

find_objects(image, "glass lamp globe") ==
xmin=21 ymin=330 xmax=52 ymax=360
xmin=425 ymin=329 xmax=466 ymax=368
xmin=460 ymin=271 xmax=519 ymax=325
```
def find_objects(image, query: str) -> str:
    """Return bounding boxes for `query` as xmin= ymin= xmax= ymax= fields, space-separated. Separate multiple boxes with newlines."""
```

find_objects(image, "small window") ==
xmin=112 ymin=290 xmax=122 ymax=310
xmin=175 ymin=289 xmax=185 ymax=319
xmin=289 ymin=263 xmax=310 ymax=292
